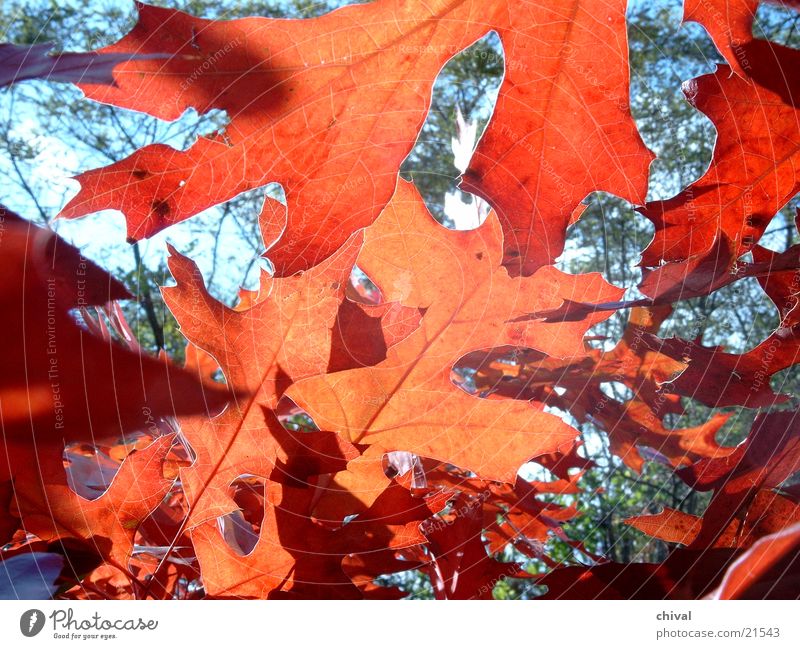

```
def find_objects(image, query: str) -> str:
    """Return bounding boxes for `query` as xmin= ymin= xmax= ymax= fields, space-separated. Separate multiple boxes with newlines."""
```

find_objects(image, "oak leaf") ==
xmin=683 ymin=1 xmax=799 ymax=75
xmin=640 ymin=60 xmax=800 ymax=266
xmin=287 ymin=180 xmax=622 ymax=488
xmin=713 ymin=523 xmax=800 ymax=599
xmin=59 ymin=0 xmax=650 ymax=277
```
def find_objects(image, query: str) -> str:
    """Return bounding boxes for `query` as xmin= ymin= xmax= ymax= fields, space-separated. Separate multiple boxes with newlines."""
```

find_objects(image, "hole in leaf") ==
xmin=218 ymin=475 xmax=266 ymax=557
xmin=63 ymin=443 xmax=120 ymax=501
xmin=64 ymin=432 xmax=190 ymax=501
xmin=347 ymin=266 xmax=382 ymax=305
xmin=162 ymin=181 xmax=283 ymax=306
xmin=383 ymin=451 xmax=428 ymax=489
xmin=559 ymin=193 xmax=648 ymax=290
xmin=370 ymin=565 xmax=433 ymax=599
xmin=276 ymin=398 xmax=320 ymax=433
xmin=401 ymin=32 xmax=503 ymax=229
xmin=452 ymin=346 xmax=550 ymax=401
xmin=599 ymin=382 xmax=635 ymax=402
xmin=521 ymin=460 xmax=556 ymax=482
xmin=132 ymin=488 xmax=191 ymax=566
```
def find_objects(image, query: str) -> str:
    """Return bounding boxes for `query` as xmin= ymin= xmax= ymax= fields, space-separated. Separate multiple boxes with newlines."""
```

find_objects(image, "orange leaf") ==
xmin=288 ymin=180 xmax=622 ymax=484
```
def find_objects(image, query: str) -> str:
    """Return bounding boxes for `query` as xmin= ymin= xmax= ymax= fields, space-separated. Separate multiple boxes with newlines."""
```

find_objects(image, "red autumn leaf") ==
xmin=683 ymin=0 xmax=799 ymax=75
xmin=475 ymin=307 xmax=730 ymax=471
xmin=532 ymin=441 xmax=595 ymax=486
xmin=753 ymin=242 xmax=800 ymax=327
xmin=638 ymin=236 xmax=800 ymax=305
xmin=13 ymin=435 xmax=177 ymax=575
xmin=522 ymin=237 xmax=800 ymax=323
xmin=626 ymin=491 xmax=800 ymax=548
xmin=458 ymin=0 xmax=653 ymax=275
xmin=0 ymin=206 xmax=131 ymax=306
xmin=162 ymin=212 xmax=388 ymax=525
xmin=712 ymin=522 xmax=800 ymax=599
xmin=566 ymin=393 xmax=730 ymax=472
xmin=417 ymin=461 xmax=581 ymax=559
xmin=5 ymin=0 xmax=800 ymax=602
xmin=58 ymin=0 xmax=650 ymax=278
xmin=678 ymin=410 xmax=800 ymax=548
xmin=484 ymin=355 xmax=729 ymax=472
xmin=640 ymin=58 xmax=800 ymax=266
xmin=641 ymin=326 xmax=800 ymax=408
xmin=537 ymin=548 xmax=740 ymax=599
xmin=588 ymin=306 xmax=683 ymax=416
xmin=639 ymin=238 xmax=800 ymax=409
xmin=0 ymin=215 xmax=229 ymax=463
xmin=153 ymin=190 xmax=434 ymax=597
xmin=193 ymin=476 xmax=448 ymax=598
xmin=422 ymin=496 xmax=522 ymax=600
xmin=0 ymin=211 xmax=231 ymax=595
xmin=343 ymin=549 xmax=427 ymax=599
xmin=288 ymin=180 xmax=622 ymax=488
xmin=626 ymin=507 xmax=702 ymax=546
